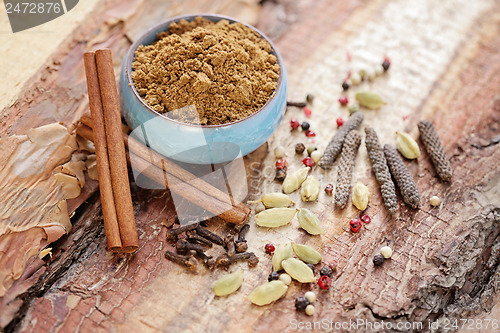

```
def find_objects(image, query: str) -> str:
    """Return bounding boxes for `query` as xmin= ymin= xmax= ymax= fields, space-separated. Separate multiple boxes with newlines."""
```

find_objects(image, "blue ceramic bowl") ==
xmin=119 ymin=14 xmax=287 ymax=165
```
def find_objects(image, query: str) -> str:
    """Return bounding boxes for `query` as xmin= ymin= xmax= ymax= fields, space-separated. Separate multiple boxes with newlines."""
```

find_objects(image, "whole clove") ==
xmin=319 ymin=112 xmax=364 ymax=169
xmin=165 ymin=250 xmax=198 ymax=268
xmin=176 ymin=239 xmax=207 ymax=255
xmin=365 ymin=127 xmax=398 ymax=214
xmin=384 ymin=144 xmax=420 ymax=208
xmin=235 ymin=224 xmax=250 ymax=253
xmin=166 ymin=223 xmax=199 ymax=241
xmin=196 ymin=225 xmax=224 ymax=245
xmin=216 ymin=252 xmax=259 ymax=268
xmin=196 ymin=250 xmax=216 ymax=269
xmin=186 ymin=230 xmax=213 ymax=247
xmin=224 ymin=234 xmax=236 ymax=257
xmin=417 ymin=120 xmax=453 ymax=181
xmin=334 ymin=131 xmax=362 ymax=208
xmin=287 ymin=101 xmax=307 ymax=108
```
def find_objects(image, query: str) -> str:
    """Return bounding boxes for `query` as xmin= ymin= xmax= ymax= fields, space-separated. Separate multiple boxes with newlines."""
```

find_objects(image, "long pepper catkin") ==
xmin=365 ymin=128 xmax=397 ymax=214
xmin=319 ymin=112 xmax=364 ymax=169
xmin=334 ymin=131 xmax=362 ymax=208
xmin=384 ymin=144 xmax=420 ymax=208
xmin=418 ymin=120 xmax=453 ymax=181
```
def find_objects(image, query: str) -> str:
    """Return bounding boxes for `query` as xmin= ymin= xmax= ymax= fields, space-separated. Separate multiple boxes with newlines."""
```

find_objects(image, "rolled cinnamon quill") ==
xmin=83 ymin=49 xmax=139 ymax=253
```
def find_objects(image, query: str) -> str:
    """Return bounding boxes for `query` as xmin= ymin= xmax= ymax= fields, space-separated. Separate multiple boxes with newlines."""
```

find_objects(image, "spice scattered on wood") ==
xmin=213 ymin=269 xmax=244 ymax=296
xmin=334 ymin=131 xmax=362 ymax=208
xmin=265 ymin=243 xmax=276 ymax=255
xmin=235 ymin=224 xmax=250 ymax=253
xmin=248 ymin=193 xmax=295 ymax=209
xmin=319 ymin=265 xmax=333 ymax=277
xmin=430 ymin=195 xmax=441 ymax=207
xmin=272 ymin=242 xmax=293 ymax=271
xmin=352 ymin=182 xmax=370 ymax=211
xmin=281 ymin=258 xmax=316 ymax=283
xmin=275 ymin=169 xmax=287 ymax=181
xmin=317 ymin=275 xmax=331 ymax=289
xmin=306 ymin=94 xmax=314 ymax=104
xmin=167 ymin=223 xmax=199 ymax=241
xmin=324 ymin=184 xmax=334 ymax=195
xmin=165 ymin=250 xmax=198 ymax=268
xmin=360 ymin=214 xmax=371 ymax=224
xmin=305 ymin=304 xmax=315 ymax=316
xmin=273 ymin=147 xmax=286 ymax=158
xmin=295 ymin=296 xmax=310 ymax=311
xmin=216 ymin=252 xmax=259 ymax=268
xmin=338 ymin=96 xmax=348 ymax=106
xmin=384 ymin=144 xmax=420 ymax=208
xmin=304 ymin=291 xmax=316 ymax=303
xmin=350 ymin=219 xmax=362 ymax=233
xmin=248 ymin=280 xmax=288 ymax=306
xmin=282 ymin=167 xmax=310 ymax=193
xmin=197 ymin=250 xmax=216 ymax=269
xmin=290 ymin=118 xmax=300 ymax=129
xmin=186 ymin=230 xmax=213 ymax=247
xmin=297 ymin=208 xmax=324 ymax=235
xmin=302 ymin=156 xmax=314 ymax=167
xmin=301 ymin=175 xmax=320 ymax=202
xmin=396 ymin=131 xmax=421 ymax=159
xmin=310 ymin=150 xmax=322 ymax=163
xmin=279 ymin=273 xmax=292 ymax=285
xmin=196 ymin=225 xmax=224 ymax=245
xmin=301 ymin=121 xmax=310 ymax=131
xmin=268 ymin=271 xmax=280 ymax=281
xmin=365 ymin=127 xmax=398 ymax=214
xmin=287 ymin=101 xmax=307 ymax=108
xmin=132 ymin=17 xmax=279 ymax=125
xmin=223 ymin=234 xmax=236 ymax=257
xmin=303 ymin=107 xmax=312 ymax=118
xmin=292 ymin=243 xmax=322 ymax=264
xmin=355 ymin=91 xmax=386 ymax=110
xmin=380 ymin=246 xmax=393 ymax=258
xmin=295 ymin=143 xmax=306 ymax=154
xmin=318 ymin=112 xmax=364 ymax=169
xmin=418 ymin=120 xmax=453 ymax=181
xmin=373 ymin=254 xmax=385 ymax=266
xmin=254 ymin=207 xmax=297 ymax=228
xmin=176 ymin=239 xmax=207 ymax=255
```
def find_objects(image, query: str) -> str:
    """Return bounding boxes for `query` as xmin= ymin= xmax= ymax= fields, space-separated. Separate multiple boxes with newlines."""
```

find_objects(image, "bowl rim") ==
xmin=124 ymin=13 xmax=285 ymax=129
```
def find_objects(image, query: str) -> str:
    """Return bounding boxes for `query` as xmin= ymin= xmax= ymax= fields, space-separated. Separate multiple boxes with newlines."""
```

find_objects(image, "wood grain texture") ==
xmin=1 ymin=0 xmax=500 ymax=332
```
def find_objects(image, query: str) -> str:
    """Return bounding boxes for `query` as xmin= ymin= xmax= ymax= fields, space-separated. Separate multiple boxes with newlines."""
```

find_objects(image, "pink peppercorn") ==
xmin=304 ymin=130 xmax=316 ymax=137
xmin=264 ymin=243 xmax=275 ymax=255
xmin=350 ymin=219 xmax=362 ymax=233
xmin=290 ymin=118 xmax=300 ymax=129
xmin=302 ymin=157 xmax=314 ymax=167
xmin=318 ymin=276 xmax=331 ymax=289
xmin=275 ymin=158 xmax=288 ymax=170
xmin=338 ymin=96 xmax=348 ymax=106
xmin=303 ymin=107 xmax=312 ymax=118
xmin=336 ymin=117 xmax=344 ymax=127
xmin=324 ymin=184 xmax=333 ymax=195
xmin=360 ymin=215 xmax=371 ymax=224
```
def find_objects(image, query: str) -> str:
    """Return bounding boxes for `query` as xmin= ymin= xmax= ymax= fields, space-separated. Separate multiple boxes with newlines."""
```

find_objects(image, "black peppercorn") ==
xmin=301 ymin=121 xmax=310 ymax=131
xmin=275 ymin=169 xmax=287 ymax=181
xmin=319 ymin=265 xmax=333 ymax=277
xmin=306 ymin=263 xmax=315 ymax=273
xmin=268 ymin=271 xmax=280 ymax=281
xmin=373 ymin=254 xmax=385 ymax=266
xmin=382 ymin=60 xmax=390 ymax=71
xmin=342 ymin=81 xmax=350 ymax=91
xmin=295 ymin=143 xmax=306 ymax=154
xmin=295 ymin=296 xmax=310 ymax=311
xmin=306 ymin=94 xmax=314 ymax=104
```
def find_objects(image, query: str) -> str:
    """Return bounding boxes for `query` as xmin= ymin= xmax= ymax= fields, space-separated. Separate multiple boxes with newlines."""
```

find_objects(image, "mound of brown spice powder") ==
xmin=131 ymin=17 xmax=280 ymax=126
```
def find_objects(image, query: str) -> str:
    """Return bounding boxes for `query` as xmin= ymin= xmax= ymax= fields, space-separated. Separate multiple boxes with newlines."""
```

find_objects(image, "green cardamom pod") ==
xmin=247 ymin=280 xmax=288 ymax=306
xmin=300 ymin=176 xmax=320 ymax=202
xmin=355 ymin=91 xmax=386 ymax=110
xmin=248 ymin=193 xmax=295 ymax=208
xmin=292 ymin=243 xmax=322 ymax=264
xmin=213 ymin=269 xmax=244 ymax=296
xmin=282 ymin=167 xmax=310 ymax=194
xmin=396 ymin=131 xmax=420 ymax=159
xmin=272 ymin=242 xmax=293 ymax=271
xmin=281 ymin=258 xmax=316 ymax=283
xmin=297 ymin=208 xmax=324 ymax=235
xmin=352 ymin=182 xmax=370 ymax=210
xmin=255 ymin=207 xmax=297 ymax=228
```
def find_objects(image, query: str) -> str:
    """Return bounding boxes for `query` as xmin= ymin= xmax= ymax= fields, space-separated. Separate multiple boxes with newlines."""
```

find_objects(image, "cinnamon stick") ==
xmin=76 ymin=122 xmax=251 ymax=225
xmin=94 ymin=49 xmax=139 ymax=252
xmin=83 ymin=52 xmax=122 ymax=252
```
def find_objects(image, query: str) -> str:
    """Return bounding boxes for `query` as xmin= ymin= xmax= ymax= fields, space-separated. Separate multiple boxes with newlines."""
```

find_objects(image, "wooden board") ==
xmin=1 ymin=0 xmax=500 ymax=331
